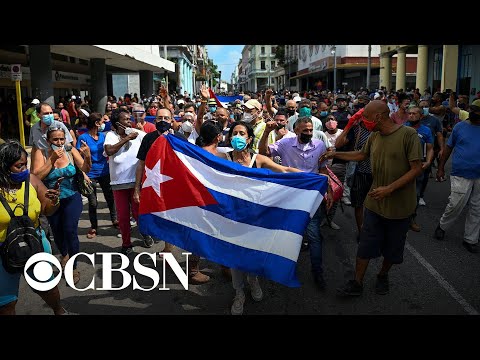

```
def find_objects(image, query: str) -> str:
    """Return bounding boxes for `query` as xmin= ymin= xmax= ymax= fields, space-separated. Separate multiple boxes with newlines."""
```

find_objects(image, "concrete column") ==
xmin=90 ymin=58 xmax=108 ymax=114
xmin=379 ymin=54 xmax=392 ymax=92
xmin=29 ymin=45 xmax=54 ymax=107
xmin=139 ymin=70 xmax=153 ymax=98
xmin=441 ymin=45 xmax=459 ymax=91
xmin=395 ymin=49 xmax=407 ymax=91
xmin=416 ymin=45 xmax=429 ymax=91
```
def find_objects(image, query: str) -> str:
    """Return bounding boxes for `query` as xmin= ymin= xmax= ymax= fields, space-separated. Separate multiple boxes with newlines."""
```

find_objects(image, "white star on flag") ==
xmin=142 ymin=160 xmax=173 ymax=197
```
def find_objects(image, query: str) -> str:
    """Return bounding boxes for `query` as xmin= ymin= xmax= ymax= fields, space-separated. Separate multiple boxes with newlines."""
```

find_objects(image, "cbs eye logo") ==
xmin=24 ymin=253 xmax=63 ymax=291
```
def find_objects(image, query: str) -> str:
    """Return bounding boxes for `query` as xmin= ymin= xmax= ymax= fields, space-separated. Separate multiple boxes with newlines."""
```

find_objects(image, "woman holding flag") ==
xmin=225 ymin=121 xmax=302 ymax=315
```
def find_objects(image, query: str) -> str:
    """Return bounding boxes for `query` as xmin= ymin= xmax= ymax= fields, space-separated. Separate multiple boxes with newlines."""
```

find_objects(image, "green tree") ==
xmin=275 ymin=45 xmax=285 ymax=66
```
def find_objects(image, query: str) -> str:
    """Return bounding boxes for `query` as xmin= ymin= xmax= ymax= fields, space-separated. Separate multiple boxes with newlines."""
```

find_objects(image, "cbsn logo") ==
xmin=24 ymin=252 xmax=192 ymax=292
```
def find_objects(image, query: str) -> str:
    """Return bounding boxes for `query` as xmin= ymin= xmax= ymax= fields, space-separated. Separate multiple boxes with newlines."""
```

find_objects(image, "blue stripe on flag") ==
xmin=139 ymin=213 xmax=301 ymax=287
xmin=166 ymin=134 xmax=328 ymax=193
xmin=216 ymin=95 xmax=243 ymax=103
xmin=203 ymin=189 xmax=310 ymax=235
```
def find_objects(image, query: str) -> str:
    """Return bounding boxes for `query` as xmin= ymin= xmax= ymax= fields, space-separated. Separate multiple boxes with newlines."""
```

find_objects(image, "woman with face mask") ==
xmin=32 ymin=126 xmax=92 ymax=286
xmin=77 ymin=112 xmax=118 ymax=240
xmin=0 ymin=140 xmax=74 ymax=315
xmin=226 ymin=121 xmax=301 ymax=315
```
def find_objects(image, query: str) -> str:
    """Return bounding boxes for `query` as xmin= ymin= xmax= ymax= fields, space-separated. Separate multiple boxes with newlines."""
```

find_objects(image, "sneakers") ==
xmin=341 ymin=197 xmax=351 ymax=205
xmin=130 ymin=218 xmax=137 ymax=227
xmin=248 ymin=277 xmax=263 ymax=302
xmin=81 ymin=195 xmax=88 ymax=205
xmin=419 ymin=198 xmax=426 ymax=206
xmin=410 ymin=220 xmax=421 ymax=232
xmin=462 ymin=241 xmax=479 ymax=254
xmin=329 ymin=221 xmax=340 ymax=230
xmin=375 ymin=274 xmax=389 ymax=295
xmin=231 ymin=290 xmax=246 ymax=315
xmin=337 ymin=280 xmax=363 ymax=296
xmin=121 ymin=246 xmax=135 ymax=256
xmin=434 ymin=224 xmax=445 ymax=240
xmin=142 ymin=234 xmax=154 ymax=248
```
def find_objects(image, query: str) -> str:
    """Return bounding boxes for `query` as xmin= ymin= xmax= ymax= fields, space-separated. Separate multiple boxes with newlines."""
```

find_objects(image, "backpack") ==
xmin=0 ymin=175 xmax=44 ymax=274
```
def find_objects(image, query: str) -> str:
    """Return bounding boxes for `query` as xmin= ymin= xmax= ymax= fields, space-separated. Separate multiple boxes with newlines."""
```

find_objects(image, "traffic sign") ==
xmin=11 ymin=64 xmax=22 ymax=81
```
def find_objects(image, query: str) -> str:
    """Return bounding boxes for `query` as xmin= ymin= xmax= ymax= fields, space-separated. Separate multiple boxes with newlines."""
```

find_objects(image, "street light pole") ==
xmin=331 ymin=45 xmax=337 ymax=93
xmin=367 ymin=44 xmax=372 ymax=90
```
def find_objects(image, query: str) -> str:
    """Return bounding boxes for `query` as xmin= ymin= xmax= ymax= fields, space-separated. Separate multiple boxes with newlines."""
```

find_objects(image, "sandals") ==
xmin=86 ymin=228 xmax=97 ymax=239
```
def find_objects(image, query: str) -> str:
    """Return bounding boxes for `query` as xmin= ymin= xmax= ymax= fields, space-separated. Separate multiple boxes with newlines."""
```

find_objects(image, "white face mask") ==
xmin=242 ymin=113 xmax=253 ymax=123
xmin=51 ymin=144 xmax=64 ymax=152
xmin=124 ymin=127 xmax=134 ymax=135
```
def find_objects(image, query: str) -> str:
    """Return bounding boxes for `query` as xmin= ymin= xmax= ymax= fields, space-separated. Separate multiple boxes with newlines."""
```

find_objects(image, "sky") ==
xmin=206 ymin=45 xmax=244 ymax=83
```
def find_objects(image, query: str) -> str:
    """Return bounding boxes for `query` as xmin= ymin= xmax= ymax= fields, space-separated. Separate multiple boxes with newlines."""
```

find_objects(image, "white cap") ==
xmin=79 ymin=108 xmax=89 ymax=117
xmin=293 ymin=96 xmax=302 ymax=103
xmin=71 ymin=95 xmax=76 ymax=100
xmin=31 ymin=99 xmax=40 ymax=105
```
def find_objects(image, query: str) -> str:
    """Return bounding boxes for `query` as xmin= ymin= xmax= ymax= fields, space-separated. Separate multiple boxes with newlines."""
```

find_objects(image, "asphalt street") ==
xmin=15 ymin=158 xmax=480 ymax=315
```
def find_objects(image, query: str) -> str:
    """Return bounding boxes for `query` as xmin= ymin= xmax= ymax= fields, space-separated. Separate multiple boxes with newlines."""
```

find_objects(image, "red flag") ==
xmin=208 ymin=88 xmax=224 ymax=108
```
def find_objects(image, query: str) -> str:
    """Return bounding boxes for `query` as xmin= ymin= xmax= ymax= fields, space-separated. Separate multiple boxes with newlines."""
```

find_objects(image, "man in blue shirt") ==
xmin=434 ymin=101 xmax=480 ymax=253
xmin=405 ymin=106 xmax=434 ymax=232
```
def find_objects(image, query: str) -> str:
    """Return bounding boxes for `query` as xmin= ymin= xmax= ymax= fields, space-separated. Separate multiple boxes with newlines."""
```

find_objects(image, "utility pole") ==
xmin=331 ymin=45 xmax=337 ymax=93
xmin=367 ymin=44 xmax=372 ymax=90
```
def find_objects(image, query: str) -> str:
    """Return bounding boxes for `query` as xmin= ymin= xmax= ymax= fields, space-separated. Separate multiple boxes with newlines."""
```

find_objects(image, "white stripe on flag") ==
xmin=152 ymin=207 xmax=302 ymax=261
xmin=174 ymin=150 xmax=322 ymax=216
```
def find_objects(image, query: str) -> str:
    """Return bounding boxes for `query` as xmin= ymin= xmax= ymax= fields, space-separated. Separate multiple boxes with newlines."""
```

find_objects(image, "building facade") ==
xmin=241 ymin=45 xmax=278 ymax=93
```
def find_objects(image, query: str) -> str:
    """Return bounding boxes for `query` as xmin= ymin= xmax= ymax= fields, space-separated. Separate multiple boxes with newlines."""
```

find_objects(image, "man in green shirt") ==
xmin=322 ymin=100 xmax=423 ymax=296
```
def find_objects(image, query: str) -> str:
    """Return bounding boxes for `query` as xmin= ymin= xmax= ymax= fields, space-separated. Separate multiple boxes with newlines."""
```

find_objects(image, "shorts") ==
xmin=350 ymin=172 xmax=373 ymax=208
xmin=357 ymin=208 xmax=410 ymax=264
xmin=0 ymin=228 xmax=52 ymax=307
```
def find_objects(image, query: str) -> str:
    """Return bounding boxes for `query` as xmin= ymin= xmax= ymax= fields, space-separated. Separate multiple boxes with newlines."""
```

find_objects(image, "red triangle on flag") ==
xmin=139 ymin=136 xmax=218 ymax=215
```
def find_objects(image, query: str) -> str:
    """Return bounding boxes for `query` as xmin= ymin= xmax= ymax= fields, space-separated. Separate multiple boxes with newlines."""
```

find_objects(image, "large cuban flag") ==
xmin=138 ymin=134 xmax=328 ymax=287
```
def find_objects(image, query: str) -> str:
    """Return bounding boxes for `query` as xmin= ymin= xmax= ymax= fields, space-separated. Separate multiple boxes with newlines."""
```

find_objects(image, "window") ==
xmin=271 ymin=60 xmax=275 ymax=69
xmin=271 ymin=46 xmax=276 ymax=54
xmin=261 ymin=46 xmax=265 ymax=55
xmin=260 ymin=61 xmax=266 ymax=70
xmin=459 ymin=46 xmax=472 ymax=95
xmin=432 ymin=48 xmax=443 ymax=93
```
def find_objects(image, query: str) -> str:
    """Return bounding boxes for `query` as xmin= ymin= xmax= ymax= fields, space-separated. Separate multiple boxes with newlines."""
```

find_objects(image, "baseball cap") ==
xmin=208 ymin=99 xmax=217 ymax=106
xmin=244 ymin=99 xmax=262 ymax=111
xmin=177 ymin=99 xmax=185 ymax=105
xmin=31 ymin=99 xmax=40 ymax=105
xmin=79 ymin=108 xmax=89 ymax=117
xmin=71 ymin=95 xmax=76 ymax=100
xmin=293 ymin=96 xmax=302 ymax=103
xmin=470 ymin=99 xmax=480 ymax=111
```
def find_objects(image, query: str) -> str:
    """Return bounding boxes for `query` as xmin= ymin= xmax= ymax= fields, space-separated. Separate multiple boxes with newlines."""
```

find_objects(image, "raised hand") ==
xmin=200 ymin=84 xmax=210 ymax=100
xmin=79 ymin=140 xmax=91 ymax=158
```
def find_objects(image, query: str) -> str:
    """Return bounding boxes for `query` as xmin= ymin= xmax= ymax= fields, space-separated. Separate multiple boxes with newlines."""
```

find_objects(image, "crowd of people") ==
xmin=1 ymin=83 xmax=479 ymax=315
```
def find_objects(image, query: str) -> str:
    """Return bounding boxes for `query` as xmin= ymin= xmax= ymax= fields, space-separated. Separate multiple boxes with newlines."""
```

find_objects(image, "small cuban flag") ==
xmin=138 ymin=134 xmax=328 ymax=287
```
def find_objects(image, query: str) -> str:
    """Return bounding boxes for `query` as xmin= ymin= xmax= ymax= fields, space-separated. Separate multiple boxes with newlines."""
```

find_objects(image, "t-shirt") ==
xmin=252 ymin=120 xmax=266 ymax=154
xmin=347 ymin=124 xmax=372 ymax=174
xmin=361 ymin=126 xmax=422 ymax=219
xmin=104 ymin=129 xmax=146 ymax=185
xmin=29 ymin=120 xmax=74 ymax=150
xmin=421 ymin=115 xmax=442 ymax=148
xmin=405 ymin=123 xmax=433 ymax=160
xmin=447 ymin=121 xmax=480 ymax=179
xmin=25 ymin=107 xmax=41 ymax=126
xmin=76 ymin=132 xmax=109 ymax=179
xmin=137 ymin=131 xmax=186 ymax=161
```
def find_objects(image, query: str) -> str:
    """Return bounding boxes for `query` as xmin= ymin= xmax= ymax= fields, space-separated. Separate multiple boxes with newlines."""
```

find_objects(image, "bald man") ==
xmin=322 ymin=100 xmax=423 ymax=296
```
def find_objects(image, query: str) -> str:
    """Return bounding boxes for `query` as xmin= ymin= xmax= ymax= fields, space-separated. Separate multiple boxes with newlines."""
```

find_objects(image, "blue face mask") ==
xmin=42 ymin=114 xmax=54 ymax=126
xmin=209 ymin=106 xmax=217 ymax=113
xmin=51 ymin=144 xmax=64 ymax=151
xmin=231 ymin=135 xmax=247 ymax=151
xmin=320 ymin=111 xmax=328 ymax=117
xmin=99 ymin=123 xmax=105 ymax=132
xmin=422 ymin=107 xmax=429 ymax=116
xmin=10 ymin=169 xmax=29 ymax=183
xmin=298 ymin=107 xmax=311 ymax=118
xmin=196 ymin=102 xmax=201 ymax=107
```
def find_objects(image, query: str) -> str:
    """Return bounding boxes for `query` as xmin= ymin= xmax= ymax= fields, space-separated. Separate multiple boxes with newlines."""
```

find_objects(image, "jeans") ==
xmin=305 ymin=205 xmax=325 ymax=275
xmin=47 ymin=192 xmax=83 ymax=269
xmin=87 ymin=174 xmax=117 ymax=229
